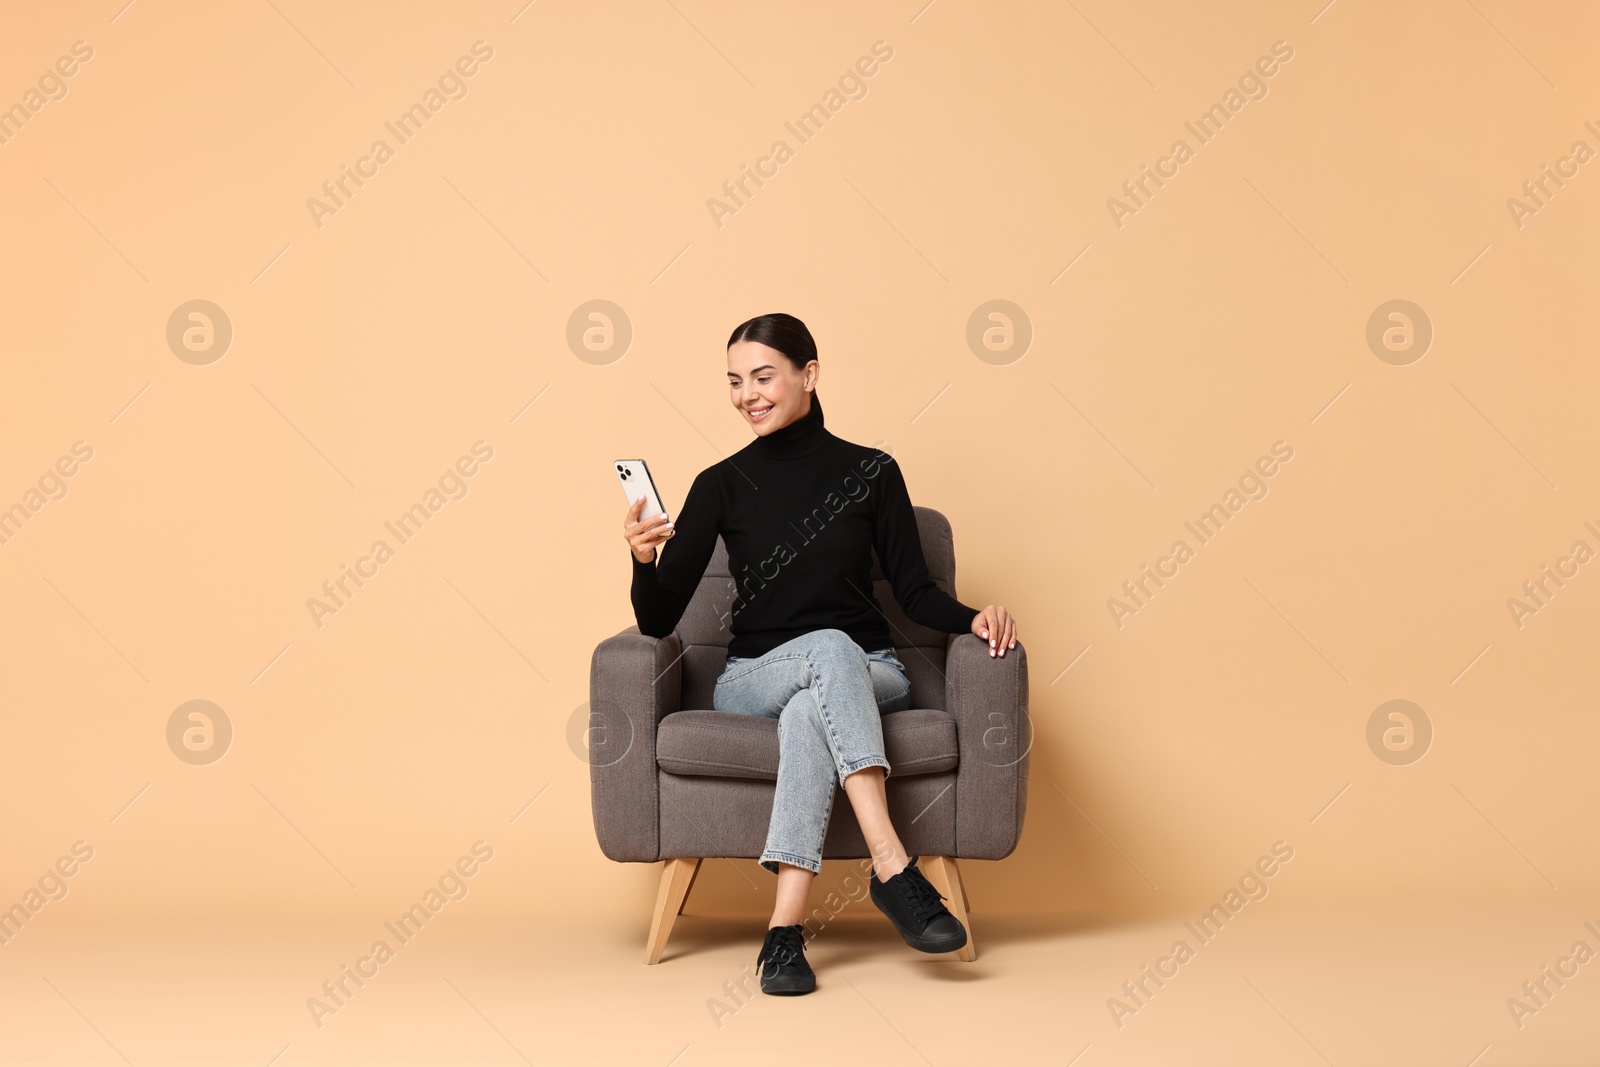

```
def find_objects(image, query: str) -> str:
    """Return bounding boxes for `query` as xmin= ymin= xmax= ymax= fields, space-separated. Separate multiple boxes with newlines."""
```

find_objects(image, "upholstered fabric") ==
xmin=657 ymin=707 xmax=959 ymax=780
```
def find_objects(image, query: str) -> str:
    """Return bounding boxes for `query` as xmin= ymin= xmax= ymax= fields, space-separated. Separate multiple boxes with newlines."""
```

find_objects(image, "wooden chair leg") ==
xmin=677 ymin=856 xmax=702 ymax=915
xmin=920 ymin=856 xmax=977 ymax=962
xmin=645 ymin=857 xmax=700 ymax=964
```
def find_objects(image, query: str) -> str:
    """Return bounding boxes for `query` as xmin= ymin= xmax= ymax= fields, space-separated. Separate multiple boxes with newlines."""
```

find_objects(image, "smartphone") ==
xmin=614 ymin=459 xmax=667 ymax=523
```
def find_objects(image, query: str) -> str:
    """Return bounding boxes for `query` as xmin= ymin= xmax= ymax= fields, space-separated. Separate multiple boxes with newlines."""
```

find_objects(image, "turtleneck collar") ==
xmin=751 ymin=391 xmax=829 ymax=461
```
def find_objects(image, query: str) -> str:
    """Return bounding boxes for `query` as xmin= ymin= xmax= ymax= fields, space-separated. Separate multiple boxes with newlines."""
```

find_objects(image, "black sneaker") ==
xmin=756 ymin=923 xmax=816 ymax=995
xmin=869 ymin=856 xmax=967 ymax=953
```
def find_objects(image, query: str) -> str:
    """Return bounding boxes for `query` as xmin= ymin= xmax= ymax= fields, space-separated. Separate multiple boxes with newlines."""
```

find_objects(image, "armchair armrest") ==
xmin=944 ymin=631 xmax=1030 ymax=859
xmin=588 ymin=625 xmax=683 ymax=863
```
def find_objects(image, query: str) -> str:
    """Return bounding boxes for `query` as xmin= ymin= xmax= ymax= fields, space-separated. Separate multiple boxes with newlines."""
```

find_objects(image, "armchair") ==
xmin=588 ymin=506 xmax=1029 ymax=963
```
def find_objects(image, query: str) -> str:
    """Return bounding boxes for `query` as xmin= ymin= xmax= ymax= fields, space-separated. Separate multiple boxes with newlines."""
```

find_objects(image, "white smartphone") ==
xmin=614 ymin=459 xmax=667 ymax=522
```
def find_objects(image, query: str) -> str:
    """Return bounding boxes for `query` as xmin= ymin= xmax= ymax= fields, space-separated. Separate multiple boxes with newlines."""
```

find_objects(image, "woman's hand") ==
xmin=971 ymin=605 xmax=1017 ymax=658
xmin=623 ymin=494 xmax=675 ymax=564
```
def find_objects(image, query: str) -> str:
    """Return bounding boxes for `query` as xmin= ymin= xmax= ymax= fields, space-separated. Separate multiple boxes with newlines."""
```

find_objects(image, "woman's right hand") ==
xmin=624 ymin=494 xmax=675 ymax=563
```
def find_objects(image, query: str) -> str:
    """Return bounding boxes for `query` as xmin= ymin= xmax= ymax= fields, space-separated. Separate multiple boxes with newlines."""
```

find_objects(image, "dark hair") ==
xmin=726 ymin=313 xmax=817 ymax=373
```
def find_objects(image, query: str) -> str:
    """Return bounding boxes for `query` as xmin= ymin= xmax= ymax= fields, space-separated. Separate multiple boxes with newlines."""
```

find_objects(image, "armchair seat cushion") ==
xmin=656 ymin=708 xmax=959 ymax=781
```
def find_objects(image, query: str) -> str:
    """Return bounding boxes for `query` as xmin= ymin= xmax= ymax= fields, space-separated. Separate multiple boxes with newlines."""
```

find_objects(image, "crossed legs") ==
xmin=770 ymin=765 xmax=910 ymax=927
xmin=710 ymin=630 xmax=913 ymax=929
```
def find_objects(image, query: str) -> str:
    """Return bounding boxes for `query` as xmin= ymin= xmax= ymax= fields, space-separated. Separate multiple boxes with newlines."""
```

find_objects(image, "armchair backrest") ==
xmin=674 ymin=506 xmax=961 ymax=712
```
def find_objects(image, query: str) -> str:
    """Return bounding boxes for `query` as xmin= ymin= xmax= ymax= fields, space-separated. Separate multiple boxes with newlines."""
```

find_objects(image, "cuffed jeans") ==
xmin=713 ymin=628 xmax=912 ymax=876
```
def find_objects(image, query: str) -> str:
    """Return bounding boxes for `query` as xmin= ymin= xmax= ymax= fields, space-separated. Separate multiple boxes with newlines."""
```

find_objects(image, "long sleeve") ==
xmin=630 ymin=466 xmax=721 ymax=639
xmin=871 ymin=455 xmax=981 ymax=634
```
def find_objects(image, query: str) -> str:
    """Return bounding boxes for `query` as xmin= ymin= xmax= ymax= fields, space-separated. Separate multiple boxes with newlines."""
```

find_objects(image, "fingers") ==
xmin=624 ymin=496 xmax=670 ymax=536
xmin=624 ymin=495 xmax=644 ymax=551
xmin=624 ymin=495 xmax=641 ymax=555
xmin=623 ymin=495 xmax=675 ymax=557
xmin=995 ymin=607 xmax=1015 ymax=655
xmin=977 ymin=605 xmax=1017 ymax=657
xmin=624 ymin=495 xmax=645 ymax=539
xmin=642 ymin=510 xmax=674 ymax=545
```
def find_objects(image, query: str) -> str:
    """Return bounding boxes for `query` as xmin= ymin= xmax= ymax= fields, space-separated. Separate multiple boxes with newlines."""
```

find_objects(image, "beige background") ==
xmin=2 ymin=1 xmax=1599 ymax=1062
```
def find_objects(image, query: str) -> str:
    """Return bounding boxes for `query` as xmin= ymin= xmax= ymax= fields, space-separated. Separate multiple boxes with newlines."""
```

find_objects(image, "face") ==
xmin=727 ymin=340 xmax=817 ymax=435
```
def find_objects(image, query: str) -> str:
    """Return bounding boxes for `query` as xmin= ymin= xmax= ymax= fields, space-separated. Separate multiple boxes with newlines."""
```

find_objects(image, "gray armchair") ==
xmin=588 ymin=505 xmax=1029 ymax=963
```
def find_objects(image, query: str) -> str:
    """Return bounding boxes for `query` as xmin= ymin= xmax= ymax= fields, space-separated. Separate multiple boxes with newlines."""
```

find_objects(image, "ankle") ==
xmin=873 ymin=853 xmax=910 ymax=882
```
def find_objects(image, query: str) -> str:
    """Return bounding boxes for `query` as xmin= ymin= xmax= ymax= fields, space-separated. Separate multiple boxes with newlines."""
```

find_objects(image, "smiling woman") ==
xmin=619 ymin=312 xmax=1016 ymax=995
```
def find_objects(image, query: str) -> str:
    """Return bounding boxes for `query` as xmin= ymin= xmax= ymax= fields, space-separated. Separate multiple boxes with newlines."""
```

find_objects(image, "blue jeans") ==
xmin=713 ymin=628 xmax=912 ymax=877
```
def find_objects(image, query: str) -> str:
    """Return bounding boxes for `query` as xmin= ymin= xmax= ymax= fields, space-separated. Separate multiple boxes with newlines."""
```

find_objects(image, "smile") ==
xmin=746 ymin=406 xmax=772 ymax=422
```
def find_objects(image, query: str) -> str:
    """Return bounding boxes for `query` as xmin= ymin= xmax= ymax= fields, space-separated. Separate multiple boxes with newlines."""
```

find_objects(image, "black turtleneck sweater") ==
xmin=630 ymin=392 xmax=981 ymax=659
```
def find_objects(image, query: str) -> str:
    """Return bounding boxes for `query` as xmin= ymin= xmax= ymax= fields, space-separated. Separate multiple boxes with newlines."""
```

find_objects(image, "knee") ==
xmin=807 ymin=628 xmax=863 ymax=660
xmin=781 ymin=686 xmax=823 ymax=723
xmin=876 ymin=681 xmax=911 ymax=714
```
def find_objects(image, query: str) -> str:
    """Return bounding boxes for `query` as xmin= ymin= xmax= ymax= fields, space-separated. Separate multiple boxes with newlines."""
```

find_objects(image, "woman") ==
xmin=622 ymin=313 xmax=1018 ymax=996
